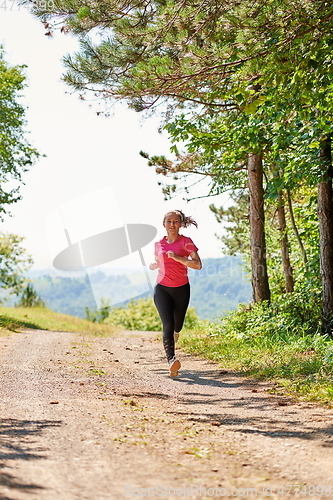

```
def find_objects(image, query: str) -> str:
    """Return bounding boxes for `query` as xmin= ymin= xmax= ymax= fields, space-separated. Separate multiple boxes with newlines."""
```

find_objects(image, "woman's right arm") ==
xmin=149 ymin=255 xmax=160 ymax=270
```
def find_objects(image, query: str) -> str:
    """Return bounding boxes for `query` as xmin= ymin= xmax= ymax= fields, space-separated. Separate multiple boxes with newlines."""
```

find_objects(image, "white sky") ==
xmin=0 ymin=7 xmax=230 ymax=271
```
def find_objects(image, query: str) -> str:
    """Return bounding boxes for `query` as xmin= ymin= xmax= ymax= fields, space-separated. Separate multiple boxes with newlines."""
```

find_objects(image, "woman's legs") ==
xmin=154 ymin=284 xmax=175 ymax=362
xmin=154 ymin=283 xmax=190 ymax=362
xmin=173 ymin=282 xmax=190 ymax=334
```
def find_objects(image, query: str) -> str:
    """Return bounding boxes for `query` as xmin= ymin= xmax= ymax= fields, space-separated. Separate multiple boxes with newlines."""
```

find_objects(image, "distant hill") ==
xmin=14 ymin=257 xmax=251 ymax=321
xmin=188 ymin=257 xmax=251 ymax=320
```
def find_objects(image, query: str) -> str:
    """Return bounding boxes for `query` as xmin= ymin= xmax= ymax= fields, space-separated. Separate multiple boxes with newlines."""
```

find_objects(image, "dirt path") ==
xmin=1 ymin=328 xmax=333 ymax=500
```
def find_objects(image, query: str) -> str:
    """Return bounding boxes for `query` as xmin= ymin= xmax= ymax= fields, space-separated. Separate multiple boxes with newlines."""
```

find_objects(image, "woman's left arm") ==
xmin=166 ymin=250 xmax=202 ymax=270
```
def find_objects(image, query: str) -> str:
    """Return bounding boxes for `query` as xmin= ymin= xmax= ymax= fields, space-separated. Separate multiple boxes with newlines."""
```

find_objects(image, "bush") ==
xmin=179 ymin=286 xmax=333 ymax=404
xmin=219 ymin=282 xmax=322 ymax=343
xmin=85 ymin=297 xmax=110 ymax=323
xmin=16 ymin=284 xmax=45 ymax=308
xmin=106 ymin=297 xmax=199 ymax=331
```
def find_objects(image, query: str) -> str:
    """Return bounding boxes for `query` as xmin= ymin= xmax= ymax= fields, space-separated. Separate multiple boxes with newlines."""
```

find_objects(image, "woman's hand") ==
xmin=149 ymin=255 xmax=160 ymax=271
xmin=166 ymin=251 xmax=177 ymax=260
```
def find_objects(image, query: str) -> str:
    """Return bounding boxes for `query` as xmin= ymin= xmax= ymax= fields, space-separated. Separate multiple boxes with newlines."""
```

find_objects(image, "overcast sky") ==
xmin=0 ymin=7 xmax=229 ymax=271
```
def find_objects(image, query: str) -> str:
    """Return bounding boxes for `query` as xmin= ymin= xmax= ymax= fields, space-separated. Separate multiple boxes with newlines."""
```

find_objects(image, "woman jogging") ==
xmin=149 ymin=210 xmax=202 ymax=377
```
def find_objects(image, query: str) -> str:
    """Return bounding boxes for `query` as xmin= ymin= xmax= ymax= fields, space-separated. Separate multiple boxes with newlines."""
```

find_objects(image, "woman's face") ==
xmin=163 ymin=213 xmax=182 ymax=234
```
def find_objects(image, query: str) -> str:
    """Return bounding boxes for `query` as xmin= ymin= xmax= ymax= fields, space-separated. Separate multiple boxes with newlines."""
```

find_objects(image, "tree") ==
xmin=0 ymin=47 xmax=41 ymax=218
xmin=16 ymin=283 xmax=45 ymax=307
xmin=276 ymin=192 xmax=294 ymax=293
xmin=318 ymin=137 xmax=333 ymax=330
xmin=0 ymin=233 xmax=33 ymax=296
xmin=85 ymin=297 xmax=111 ymax=323
xmin=247 ymin=153 xmax=270 ymax=302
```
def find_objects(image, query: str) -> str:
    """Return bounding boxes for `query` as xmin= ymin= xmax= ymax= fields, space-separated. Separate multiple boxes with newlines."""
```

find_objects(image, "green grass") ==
xmin=179 ymin=322 xmax=333 ymax=406
xmin=0 ymin=306 xmax=120 ymax=337
xmin=177 ymin=290 xmax=333 ymax=406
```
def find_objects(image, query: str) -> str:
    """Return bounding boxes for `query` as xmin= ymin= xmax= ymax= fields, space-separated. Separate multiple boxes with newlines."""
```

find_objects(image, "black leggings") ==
xmin=154 ymin=282 xmax=190 ymax=362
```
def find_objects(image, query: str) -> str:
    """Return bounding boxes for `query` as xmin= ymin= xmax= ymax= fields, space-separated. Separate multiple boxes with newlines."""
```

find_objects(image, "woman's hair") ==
xmin=163 ymin=209 xmax=198 ymax=228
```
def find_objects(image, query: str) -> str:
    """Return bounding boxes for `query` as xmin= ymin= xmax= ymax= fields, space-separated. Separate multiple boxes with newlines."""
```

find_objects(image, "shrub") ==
xmin=106 ymin=297 xmax=199 ymax=331
xmin=179 ymin=287 xmax=333 ymax=404
xmin=219 ymin=282 xmax=322 ymax=343
xmin=85 ymin=297 xmax=110 ymax=323
xmin=16 ymin=284 xmax=45 ymax=308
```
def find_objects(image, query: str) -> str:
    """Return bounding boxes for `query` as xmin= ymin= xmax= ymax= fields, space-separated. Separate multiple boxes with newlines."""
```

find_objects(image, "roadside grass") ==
xmin=0 ymin=306 xmax=120 ymax=337
xmin=179 ymin=322 xmax=333 ymax=406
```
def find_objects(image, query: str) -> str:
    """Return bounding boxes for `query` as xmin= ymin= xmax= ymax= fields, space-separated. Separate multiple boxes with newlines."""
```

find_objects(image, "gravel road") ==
xmin=1 ymin=328 xmax=333 ymax=500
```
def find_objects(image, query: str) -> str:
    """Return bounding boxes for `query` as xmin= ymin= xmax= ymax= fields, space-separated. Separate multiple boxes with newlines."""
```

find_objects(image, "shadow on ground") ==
xmin=0 ymin=418 xmax=62 ymax=500
xmin=141 ymin=367 xmax=333 ymax=447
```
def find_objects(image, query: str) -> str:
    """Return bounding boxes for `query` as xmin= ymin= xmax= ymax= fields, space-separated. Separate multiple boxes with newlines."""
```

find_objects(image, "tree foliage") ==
xmin=28 ymin=1 xmax=333 ymax=111
xmin=0 ymin=48 xmax=42 ymax=217
xmin=0 ymin=233 xmax=33 ymax=295
xmin=16 ymin=283 xmax=45 ymax=307
xmin=85 ymin=297 xmax=111 ymax=323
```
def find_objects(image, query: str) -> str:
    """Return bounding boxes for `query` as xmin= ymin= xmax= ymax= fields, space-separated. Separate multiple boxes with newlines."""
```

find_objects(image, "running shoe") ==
xmin=169 ymin=357 xmax=181 ymax=377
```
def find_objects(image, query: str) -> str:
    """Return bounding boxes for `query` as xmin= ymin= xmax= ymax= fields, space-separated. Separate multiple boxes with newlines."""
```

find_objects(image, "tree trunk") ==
xmin=286 ymin=190 xmax=308 ymax=269
xmin=277 ymin=193 xmax=294 ymax=293
xmin=318 ymin=136 xmax=333 ymax=332
xmin=248 ymin=153 xmax=271 ymax=303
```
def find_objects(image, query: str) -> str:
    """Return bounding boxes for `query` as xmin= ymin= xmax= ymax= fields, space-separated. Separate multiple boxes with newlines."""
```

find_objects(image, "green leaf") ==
xmin=77 ymin=6 xmax=91 ymax=19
